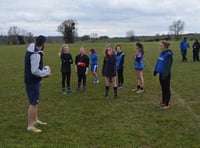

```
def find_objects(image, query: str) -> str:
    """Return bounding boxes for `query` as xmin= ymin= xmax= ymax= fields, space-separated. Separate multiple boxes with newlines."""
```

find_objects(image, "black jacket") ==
xmin=102 ymin=54 xmax=116 ymax=77
xmin=192 ymin=41 xmax=200 ymax=51
xmin=60 ymin=53 xmax=73 ymax=73
xmin=75 ymin=54 xmax=89 ymax=75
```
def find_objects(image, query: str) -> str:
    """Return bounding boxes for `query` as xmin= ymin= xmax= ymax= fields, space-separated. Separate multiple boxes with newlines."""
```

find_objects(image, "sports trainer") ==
xmin=24 ymin=35 xmax=51 ymax=133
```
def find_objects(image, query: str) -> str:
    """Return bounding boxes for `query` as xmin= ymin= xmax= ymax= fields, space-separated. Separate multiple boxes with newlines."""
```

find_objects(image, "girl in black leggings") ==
xmin=154 ymin=40 xmax=173 ymax=110
xmin=60 ymin=44 xmax=73 ymax=95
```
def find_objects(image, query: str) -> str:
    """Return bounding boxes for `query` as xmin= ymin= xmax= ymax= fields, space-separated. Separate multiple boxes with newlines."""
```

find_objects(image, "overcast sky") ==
xmin=1 ymin=0 xmax=200 ymax=37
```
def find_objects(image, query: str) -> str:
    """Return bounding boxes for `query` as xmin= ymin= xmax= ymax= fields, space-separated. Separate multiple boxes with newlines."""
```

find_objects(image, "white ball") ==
xmin=43 ymin=66 xmax=50 ymax=71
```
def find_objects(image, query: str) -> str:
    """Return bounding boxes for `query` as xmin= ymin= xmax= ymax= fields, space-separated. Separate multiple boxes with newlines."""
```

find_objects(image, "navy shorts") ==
xmin=91 ymin=64 xmax=98 ymax=72
xmin=25 ymin=82 xmax=40 ymax=105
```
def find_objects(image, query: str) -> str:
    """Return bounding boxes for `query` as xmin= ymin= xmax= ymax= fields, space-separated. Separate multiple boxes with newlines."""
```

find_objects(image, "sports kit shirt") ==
xmin=134 ymin=50 xmax=144 ymax=70
xmin=116 ymin=52 xmax=125 ymax=70
xmin=75 ymin=54 xmax=89 ymax=75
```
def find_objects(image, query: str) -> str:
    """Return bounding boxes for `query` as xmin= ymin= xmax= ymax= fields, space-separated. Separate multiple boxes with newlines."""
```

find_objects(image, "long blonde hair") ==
xmin=59 ymin=44 xmax=69 ymax=56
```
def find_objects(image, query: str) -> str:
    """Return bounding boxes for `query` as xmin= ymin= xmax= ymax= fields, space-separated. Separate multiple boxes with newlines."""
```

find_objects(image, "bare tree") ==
xmin=57 ymin=19 xmax=77 ymax=43
xmin=25 ymin=32 xmax=34 ymax=43
xmin=8 ymin=26 xmax=20 ymax=44
xmin=126 ymin=30 xmax=135 ymax=42
xmin=90 ymin=32 xmax=98 ymax=42
xmin=169 ymin=20 xmax=185 ymax=40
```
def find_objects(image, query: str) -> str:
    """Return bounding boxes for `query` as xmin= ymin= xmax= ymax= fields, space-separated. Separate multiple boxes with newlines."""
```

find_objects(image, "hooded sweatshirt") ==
xmin=24 ymin=43 xmax=50 ymax=84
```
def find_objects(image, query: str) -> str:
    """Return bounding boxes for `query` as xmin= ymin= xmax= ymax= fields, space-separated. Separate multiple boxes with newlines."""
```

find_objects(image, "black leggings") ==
xmin=78 ymin=74 xmax=86 ymax=88
xmin=181 ymin=50 xmax=187 ymax=61
xmin=159 ymin=74 xmax=171 ymax=106
xmin=62 ymin=72 xmax=71 ymax=89
xmin=193 ymin=49 xmax=200 ymax=61
xmin=117 ymin=69 xmax=124 ymax=85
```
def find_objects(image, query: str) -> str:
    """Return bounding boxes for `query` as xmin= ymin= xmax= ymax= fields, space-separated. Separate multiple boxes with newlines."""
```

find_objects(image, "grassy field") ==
xmin=0 ymin=41 xmax=200 ymax=147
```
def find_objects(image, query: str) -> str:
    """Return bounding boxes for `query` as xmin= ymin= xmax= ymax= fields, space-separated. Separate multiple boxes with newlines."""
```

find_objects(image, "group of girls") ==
xmin=60 ymin=40 xmax=173 ymax=110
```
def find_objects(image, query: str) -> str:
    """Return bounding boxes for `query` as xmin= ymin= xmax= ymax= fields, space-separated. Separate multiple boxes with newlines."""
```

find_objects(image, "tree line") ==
xmin=0 ymin=19 xmax=189 ymax=45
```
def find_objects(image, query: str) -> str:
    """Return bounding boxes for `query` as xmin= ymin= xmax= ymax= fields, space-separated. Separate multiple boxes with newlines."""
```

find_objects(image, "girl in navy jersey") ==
xmin=132 ymin=42 xmax=144 ymax=93
xmin=115 ymin=45 xmax=125 ymax=89
xmin=154 ymin=40 xmax=173 ymax=110
xmin=102 ymin=44 xmax=117 ymax=99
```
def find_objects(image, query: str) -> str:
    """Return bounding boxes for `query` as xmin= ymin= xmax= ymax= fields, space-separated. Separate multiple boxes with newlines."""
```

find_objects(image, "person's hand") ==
xmin=85 ymin=71 xmax=88 ymax=75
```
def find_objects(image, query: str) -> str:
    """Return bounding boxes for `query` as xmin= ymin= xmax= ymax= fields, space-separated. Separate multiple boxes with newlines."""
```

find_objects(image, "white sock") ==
xmin=27 ymin=126 xmax=33 ymax=130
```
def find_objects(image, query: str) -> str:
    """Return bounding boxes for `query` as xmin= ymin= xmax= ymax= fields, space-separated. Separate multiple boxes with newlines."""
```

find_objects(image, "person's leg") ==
xmin=105 ymin=77 xmax=110 ymax=98
xmin=92 ymin=71 xmax=98 ymax=83
xmin=136 ymin=70 xmax=144 ymax=93
xmin=62 ymin=72 xmax=66 ymax=92
xmin=66 ymin=72 xmax=71 ymax=90
xmin=121 ymin=68 xmax=124 ymax=85
xmin=111 ymin=76 xmax=117 ymax=98
xmin=83 ymin=74 xmax=87 ymax=92
xmin=77 ymin=74 xmax=82 ymax=91
xmin=193 ymin=50 xmax=196 ymax=61
xmin=164 ymin=76 xmax=171 ymax=107
xmin=118 ymin=69 xmax=123 ymax=86
xmin=197 ymin=49 xmax=200 ymax=61
xmin=159 ymin=76 xmax=165 ymax=105
xmin=185 ymin=50 xmax=188 ymax=61
xmin=182 ymin=51 xmax=186 ymax=61
xmin=26 ymin=83 xmax=43 ymax=132
xmin=28 ymin=104 xmax=37 ymax=128
xmin=139 ymin=70 xmax=144 ymax=89
xmin=117 ymin=69 xmax=120 ymax=86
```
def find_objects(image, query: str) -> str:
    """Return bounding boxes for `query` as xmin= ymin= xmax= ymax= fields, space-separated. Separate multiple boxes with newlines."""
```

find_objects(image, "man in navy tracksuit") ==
xmin=180 ymin=37 xmax=189 ymax=62
xmin=24 ymin=36 xmax=51 ymax=132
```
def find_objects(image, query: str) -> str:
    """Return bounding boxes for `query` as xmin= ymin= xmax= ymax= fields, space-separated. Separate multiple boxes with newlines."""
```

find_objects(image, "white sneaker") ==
xmin=34 ymin=120 xmax=47 ymax=125
xmin=136 ymin=89 xmax=144 ymax=94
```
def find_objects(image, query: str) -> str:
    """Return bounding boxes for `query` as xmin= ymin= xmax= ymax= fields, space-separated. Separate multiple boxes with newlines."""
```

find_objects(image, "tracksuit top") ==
xmin=180 ymin=41 xmax=189 ymax=51
xmin=24 ymin=46 xmax=43 ymax=84
xmin=116 ymin=52 xmax=125 ymax=70
xmin=102 ymin=53 xmax=116 ymax=77
xmin=154 ymin=50 xmax=173 ymax=73
xmin=134 ymin=51 xmax=144 ymax=70
xmin=60 ymin=53 xmax=73 ymax=73
xmin=75 ymin=54 xmax=89 ymax=75
xmin=90 ymin=53 xmax=98 ymax=65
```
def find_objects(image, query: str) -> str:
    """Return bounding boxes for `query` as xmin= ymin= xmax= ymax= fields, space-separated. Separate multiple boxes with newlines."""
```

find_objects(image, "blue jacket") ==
xmin=154 ymin=50 xmax=172 ymax=73
xmin=90 ymin=53 xmax=98 ymax=65
xmin=134 ymin=51 xmax=144 ymax=70
xmin=116 ymin=52 xmax=124 ymax=70
xmin=180 ymin=40 xmax=189 ymax=51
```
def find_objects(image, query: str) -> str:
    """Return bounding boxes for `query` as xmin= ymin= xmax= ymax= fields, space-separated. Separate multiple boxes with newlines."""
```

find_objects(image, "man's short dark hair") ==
xmin=36 ymin=35 xmax=46 ymax=46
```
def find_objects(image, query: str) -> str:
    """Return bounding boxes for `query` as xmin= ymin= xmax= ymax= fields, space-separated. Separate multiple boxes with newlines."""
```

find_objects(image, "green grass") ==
xmin=0 ymin=42 xmax=200 ymax=147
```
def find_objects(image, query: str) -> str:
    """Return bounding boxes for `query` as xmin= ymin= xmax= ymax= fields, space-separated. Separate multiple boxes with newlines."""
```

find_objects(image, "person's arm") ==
xmin=187 ymin=42 xmax=190 ymax=48
xmin=161 ymin=55 xmax=173 ymax=79
xmin=135 ymin=52 xmax=142 ymax=62
xmin=85 ymin=56 xmax=89 ymax=75
xmin=75 ymin=55 xmax=78 ymax=73
xmin=119 ymin=54 xmax=125 ymax=69
xmin=31 ymin=54 xmax=50 ymax=77
xmin=192 ymin=43 xmax=195 ymax=49
xmin=102 ymin=58 xmax=105 ymax=76
xmin=70 ymin=54 xmax=73 ymax=64
xmin=61 ymin=54 xmax=67 ymax=64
